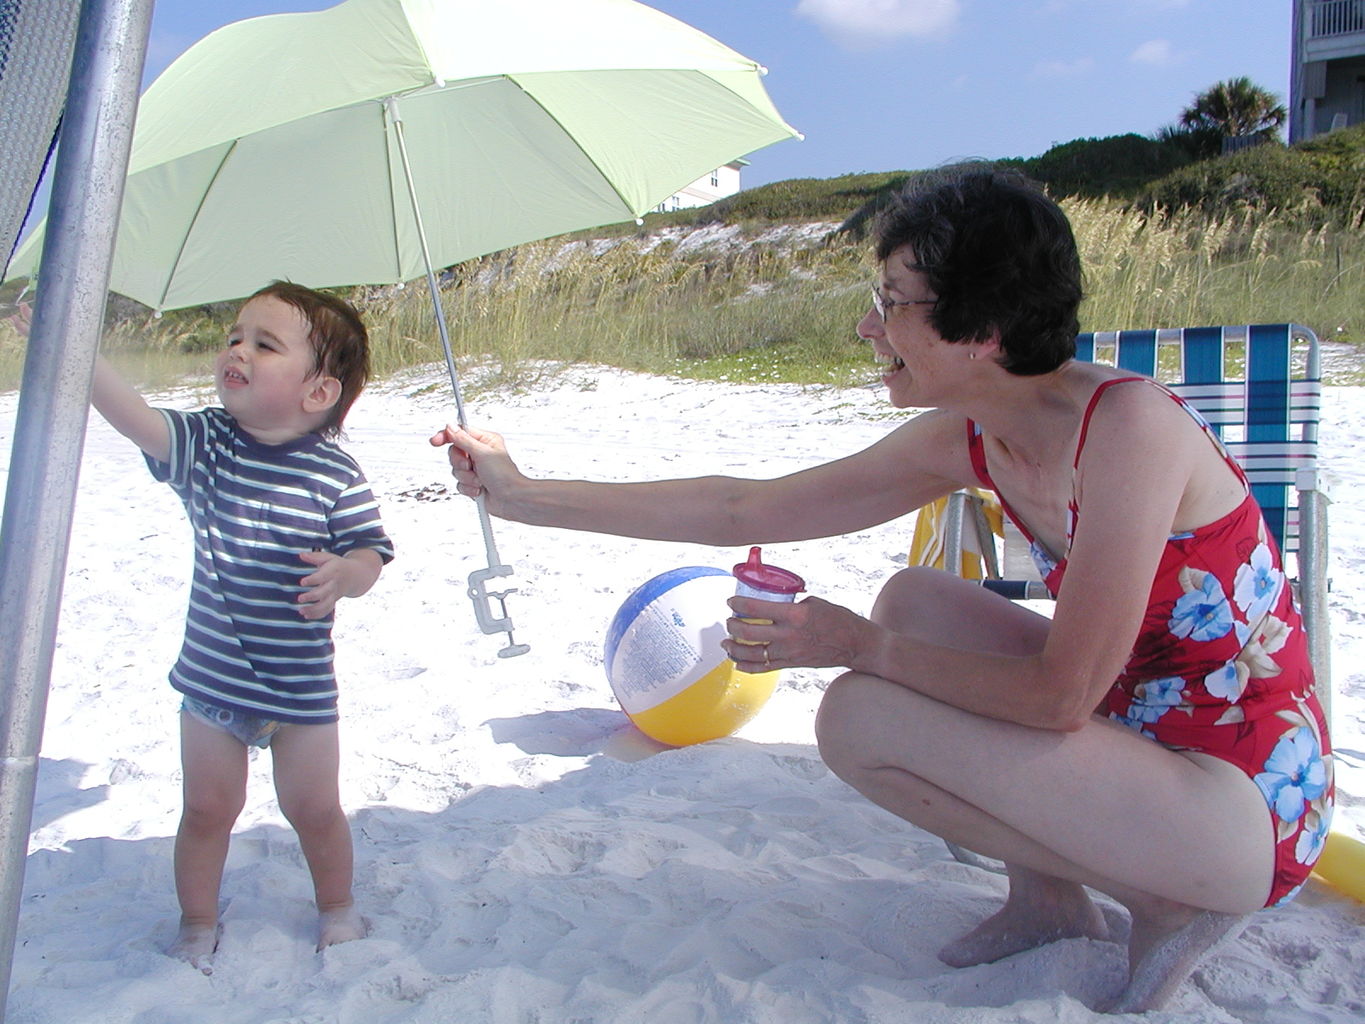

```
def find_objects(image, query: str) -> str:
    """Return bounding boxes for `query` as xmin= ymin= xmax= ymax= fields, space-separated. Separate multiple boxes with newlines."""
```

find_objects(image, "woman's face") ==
xmin=859 ymin=246 xmax=961 ymax=408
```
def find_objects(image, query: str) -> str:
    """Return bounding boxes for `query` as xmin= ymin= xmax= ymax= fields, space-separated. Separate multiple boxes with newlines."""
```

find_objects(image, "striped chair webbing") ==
xmin=1205 ymin=437 xmax=1316 ymax=550
xmin=1172 ymin=381 xmax=1321 ymax=435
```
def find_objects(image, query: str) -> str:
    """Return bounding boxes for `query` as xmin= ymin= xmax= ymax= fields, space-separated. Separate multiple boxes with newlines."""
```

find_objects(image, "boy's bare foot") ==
xmin=317 ymin=903 xmax=368 ymax=951
xmin=939 ymin=874 xmax=1109 ymax=968
xmin=1105 ymin=907 xmax=1248 ymax=1014
xmin=168 ymin=921 xmax=219 ymax=975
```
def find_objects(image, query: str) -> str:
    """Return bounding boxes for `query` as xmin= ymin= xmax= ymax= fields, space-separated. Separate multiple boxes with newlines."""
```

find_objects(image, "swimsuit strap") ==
xmin=964 ymin=417 xmax=1038 ymax=546
xmin=967 ymin=379 xmax=1148 ymax=488
xmin=967 ymin=376 xmax=1212 ymax=551
xmin=1072 ymin=376 xmax=1148 ymax=470
xmin=966 ymin=419 xmax=993 ymax=488
xmin=1072 ymin=376 xmax=1249 ymax=488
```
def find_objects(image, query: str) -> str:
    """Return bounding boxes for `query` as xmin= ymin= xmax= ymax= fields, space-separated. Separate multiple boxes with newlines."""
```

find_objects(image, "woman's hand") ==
xmin=428 ymin=423 xmax=522 ymax=513
xmin=723 ymin=594 xmax=873 ymax=673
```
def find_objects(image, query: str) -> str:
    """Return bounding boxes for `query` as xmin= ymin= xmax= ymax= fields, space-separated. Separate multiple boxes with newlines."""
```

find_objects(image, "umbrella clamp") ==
xmin=467 ymin=564 xmax=530 ymax=658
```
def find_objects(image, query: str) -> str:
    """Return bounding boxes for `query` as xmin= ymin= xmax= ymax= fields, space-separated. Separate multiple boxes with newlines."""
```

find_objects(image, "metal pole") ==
xmin=0 ymin=1 xmax=153 ymax=1016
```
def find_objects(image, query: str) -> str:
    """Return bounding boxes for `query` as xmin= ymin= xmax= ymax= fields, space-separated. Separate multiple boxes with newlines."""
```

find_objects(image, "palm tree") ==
xmin=1179 ymin=77 xmax=1287 ymax=142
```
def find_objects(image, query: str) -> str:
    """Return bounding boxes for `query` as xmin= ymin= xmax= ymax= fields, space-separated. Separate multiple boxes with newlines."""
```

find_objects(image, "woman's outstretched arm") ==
xmin=429 ymin=409 xmax=968 ymax=547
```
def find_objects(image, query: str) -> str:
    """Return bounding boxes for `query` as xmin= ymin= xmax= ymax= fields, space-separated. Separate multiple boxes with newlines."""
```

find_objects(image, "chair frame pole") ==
xmin=1297 ymin=468 xmax=1333 ymax=730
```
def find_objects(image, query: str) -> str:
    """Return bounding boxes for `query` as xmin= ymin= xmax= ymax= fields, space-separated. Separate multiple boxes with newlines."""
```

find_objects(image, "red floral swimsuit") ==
xmin=967 ymin=377 xmax=1334 ymax=907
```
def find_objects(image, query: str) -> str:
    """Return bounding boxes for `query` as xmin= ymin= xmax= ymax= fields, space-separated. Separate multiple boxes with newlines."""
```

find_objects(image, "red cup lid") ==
xmin=732 ymin=546 xmax=805 ymax=594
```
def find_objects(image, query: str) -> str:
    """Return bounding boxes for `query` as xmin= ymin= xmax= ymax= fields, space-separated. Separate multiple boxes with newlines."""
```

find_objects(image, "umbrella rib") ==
xmin=379 ymin=100 xmax=405 ymax=282
xmin=504 ymin=76 xmax=637 ymax=220
xmin=156 ymin=139 xmax=239 ymax=311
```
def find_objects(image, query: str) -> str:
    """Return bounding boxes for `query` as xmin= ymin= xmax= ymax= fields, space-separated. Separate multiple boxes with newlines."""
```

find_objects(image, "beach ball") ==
xmin=604 ymin=566 xmax=779 ymax=746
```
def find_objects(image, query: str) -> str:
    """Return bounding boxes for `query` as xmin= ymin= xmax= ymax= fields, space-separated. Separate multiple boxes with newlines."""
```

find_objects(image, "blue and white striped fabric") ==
xmin=148 ymin=407 xmax=393 ymax=723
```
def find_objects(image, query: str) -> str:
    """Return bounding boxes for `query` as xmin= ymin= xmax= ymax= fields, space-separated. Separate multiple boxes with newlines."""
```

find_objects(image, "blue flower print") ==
xmin=1110 ymin=711 xmax=1141 ymax=731
xmin=1294 ymin=809 xmax=1332 ymax=865
xmin=1028 ymin=540 xmax=1058 ymax=581
xmin=1204 ymin=659 xmax=1245 ymax=702
xmin=1272 ymin=882 xmax=1304 ymax=909
xmin=1234 ymin=542 xmax=1283 ymax=618
xmin=1254 ymin=727 xmax=1328 ymax=824
xmin=1169 ymin=572 xmax=1234 ymax=642
xmin=1125 ymin=677 xmax=1186 ymax=725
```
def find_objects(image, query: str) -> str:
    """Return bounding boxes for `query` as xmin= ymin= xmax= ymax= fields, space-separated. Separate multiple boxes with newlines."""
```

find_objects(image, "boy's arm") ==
xmin=91 ymin=356 xmax=171 ymax=463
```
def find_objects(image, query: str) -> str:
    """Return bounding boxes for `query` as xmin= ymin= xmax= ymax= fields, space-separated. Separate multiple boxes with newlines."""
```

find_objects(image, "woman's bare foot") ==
xmin=167 ymin=921 xmax=218 ymax=974
xmin=939 ymin=870 xmax=1109 ymax=968
xmin=1105 ymin=902 xmax=1249 ymax=1013
xmin=317 ymin=903 xmax=368 ymax=951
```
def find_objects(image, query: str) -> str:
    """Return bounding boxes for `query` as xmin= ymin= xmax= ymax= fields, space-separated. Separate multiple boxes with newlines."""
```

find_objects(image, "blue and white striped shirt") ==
xmin=148 ymin=407 xmax=394 ymax=722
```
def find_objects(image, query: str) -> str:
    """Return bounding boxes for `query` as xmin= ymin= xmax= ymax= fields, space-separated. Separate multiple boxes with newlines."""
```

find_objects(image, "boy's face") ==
xmin=216 ymin=295 xmax=337 ymax=441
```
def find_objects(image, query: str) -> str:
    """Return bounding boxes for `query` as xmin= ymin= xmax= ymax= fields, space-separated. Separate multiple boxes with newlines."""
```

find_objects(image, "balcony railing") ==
xmin=1309 ymin=0 xmax=1365 ymax=38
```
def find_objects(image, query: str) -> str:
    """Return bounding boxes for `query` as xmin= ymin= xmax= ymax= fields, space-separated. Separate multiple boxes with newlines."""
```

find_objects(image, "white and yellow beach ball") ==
xmin=604 ymin=566 xmax=778 ymax=746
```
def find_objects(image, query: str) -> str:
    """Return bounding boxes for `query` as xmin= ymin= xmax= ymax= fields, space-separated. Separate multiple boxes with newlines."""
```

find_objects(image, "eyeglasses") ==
xmin=870 ymin=285 xmax=935 ymax=322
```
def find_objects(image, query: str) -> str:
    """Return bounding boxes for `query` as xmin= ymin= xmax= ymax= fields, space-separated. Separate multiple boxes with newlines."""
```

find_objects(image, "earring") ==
xmin=969 ymin=351 xmax=977 ymax=360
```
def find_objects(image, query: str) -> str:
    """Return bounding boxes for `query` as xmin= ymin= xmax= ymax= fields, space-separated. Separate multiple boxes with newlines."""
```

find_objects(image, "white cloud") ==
xmin=1033 ymin=56 xmax=1096 ymax=78
xmin=795 ymin=0 xmax=960 ymax=49
xmin=1129 ymin=39 xmax=1177 ymax=66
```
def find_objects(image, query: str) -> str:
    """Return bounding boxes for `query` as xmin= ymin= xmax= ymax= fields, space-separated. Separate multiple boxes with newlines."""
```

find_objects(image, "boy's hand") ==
xmin=2 ymin=301 xmax=32 ymax=338
xmin=297 ymin=548 xmax=383 ymax=619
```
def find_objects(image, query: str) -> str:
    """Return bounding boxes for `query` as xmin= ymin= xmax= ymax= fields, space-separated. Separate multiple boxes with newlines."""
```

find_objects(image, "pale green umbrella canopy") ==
xmin=7 ymin=0 xmax=800 ymax=310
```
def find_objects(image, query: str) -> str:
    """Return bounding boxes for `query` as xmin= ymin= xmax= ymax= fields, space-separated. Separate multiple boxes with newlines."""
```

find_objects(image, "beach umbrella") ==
xmin=7 ymin=0 xmax=800 ymax=655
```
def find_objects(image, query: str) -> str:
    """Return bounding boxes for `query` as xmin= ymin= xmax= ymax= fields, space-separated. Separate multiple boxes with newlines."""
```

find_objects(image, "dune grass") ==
xmin=2 ymin=196 xmax=1362 ymax=393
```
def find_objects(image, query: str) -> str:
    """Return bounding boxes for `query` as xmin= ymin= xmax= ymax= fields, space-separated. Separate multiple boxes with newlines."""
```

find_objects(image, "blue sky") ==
xmin=138 ymin=0 xmax=1291 ymax=189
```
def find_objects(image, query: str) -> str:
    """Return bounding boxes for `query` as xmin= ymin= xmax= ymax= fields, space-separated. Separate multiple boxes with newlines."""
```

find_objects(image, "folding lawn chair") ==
xmin=929 ymin=323 xmax=1334 ymax=869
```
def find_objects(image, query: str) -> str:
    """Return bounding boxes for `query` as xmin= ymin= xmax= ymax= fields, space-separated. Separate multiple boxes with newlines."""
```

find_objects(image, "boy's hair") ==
xmin=250 ymin=281 xmax=370 ymax=437
xmin=873 ymin=164 xmax=1082 ymax=376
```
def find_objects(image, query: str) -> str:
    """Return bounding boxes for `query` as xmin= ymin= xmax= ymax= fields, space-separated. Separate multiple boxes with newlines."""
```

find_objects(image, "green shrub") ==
xmin=1296 ymin=123 xmax=1365 ymax=214
xmin=1137 ymin=143 xmax=1319 ymax=217
xmin=1009 ymin=134 xmax=1194 ymax=199
xmin=1136 ymin=124 xmax=1365 ymax=224
xmin=698 ymin=170 xmax=913 ymax=224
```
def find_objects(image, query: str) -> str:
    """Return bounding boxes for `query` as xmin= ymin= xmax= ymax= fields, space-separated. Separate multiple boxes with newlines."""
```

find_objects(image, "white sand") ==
xmin=3 ymin=365 xmax=1362 ymax=1023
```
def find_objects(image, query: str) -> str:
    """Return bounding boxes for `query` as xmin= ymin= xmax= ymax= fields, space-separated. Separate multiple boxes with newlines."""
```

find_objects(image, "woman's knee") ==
xmin=870 ymin=566 xmax=946 ymax=626
xmin=815 ymin=672 xmax=888 ymax=778
xmin=874 ymin=566 xmax=1048 ymax=654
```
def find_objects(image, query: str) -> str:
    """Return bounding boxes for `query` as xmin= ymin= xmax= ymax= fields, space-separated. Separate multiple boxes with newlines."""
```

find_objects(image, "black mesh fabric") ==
xmin=0 ymin=0 xmax=81 ymax=280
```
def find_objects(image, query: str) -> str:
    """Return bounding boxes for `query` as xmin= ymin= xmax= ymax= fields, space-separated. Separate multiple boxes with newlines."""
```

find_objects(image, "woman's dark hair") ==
xmin=873 ymin=164 xmax=1083 ymax=375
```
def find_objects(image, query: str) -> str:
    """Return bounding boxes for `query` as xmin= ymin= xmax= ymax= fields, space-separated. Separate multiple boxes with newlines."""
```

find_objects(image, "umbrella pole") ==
xmin=386 ymin=99 xmax=528 ymax=658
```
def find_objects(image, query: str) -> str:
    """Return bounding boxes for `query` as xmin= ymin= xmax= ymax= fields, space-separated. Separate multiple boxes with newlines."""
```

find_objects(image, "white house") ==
xmin=654 ymin=159 xmax=748 ymax=212
xmin=1290 ymin=0 xmax=1365 ymax=142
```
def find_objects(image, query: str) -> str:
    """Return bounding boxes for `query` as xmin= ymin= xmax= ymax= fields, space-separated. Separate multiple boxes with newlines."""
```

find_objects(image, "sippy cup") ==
xmin=731 ymin=547 xmax=804 ymax=668
xmin=732 ymin=546 xmax=805 ymax=604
